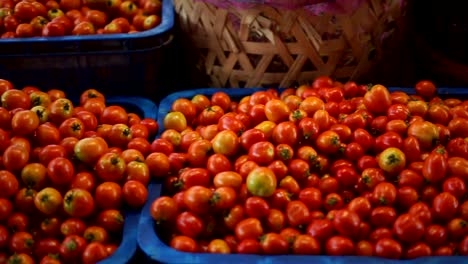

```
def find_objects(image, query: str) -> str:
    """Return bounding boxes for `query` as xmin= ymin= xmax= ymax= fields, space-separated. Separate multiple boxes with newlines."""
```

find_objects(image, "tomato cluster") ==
xmin=0 ymin=79 xmax=161 ymax=264
xmin=150 ymin=78 xmax=468 ymax=259
xmin=0 ymin=0 xmax=162 ymax=38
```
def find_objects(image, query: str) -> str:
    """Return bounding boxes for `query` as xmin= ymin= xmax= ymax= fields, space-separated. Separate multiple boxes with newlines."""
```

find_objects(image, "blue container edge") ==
xmin=0 ymin=0 xmax=174 ymax=45
xmin=138 ymin=87 xmax=468 ymax=264
xmin=94 ymin=96 xmax=158 ymax=264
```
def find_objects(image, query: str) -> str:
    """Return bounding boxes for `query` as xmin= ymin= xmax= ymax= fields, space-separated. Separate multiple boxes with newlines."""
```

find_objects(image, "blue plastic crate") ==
xmin=74 ymin=96 xmax=157 ymax=264
xmin=0 ymin=0 xmax=174 ymax=101
xmin=138 ymin=87 xmax=468 ymax=264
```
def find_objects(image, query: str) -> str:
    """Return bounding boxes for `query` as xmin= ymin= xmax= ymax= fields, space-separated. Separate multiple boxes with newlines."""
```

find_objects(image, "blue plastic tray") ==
xmin=81 ymin=96 xmax=158 ymax=264
xmin=138 ymin=87 xmax=468 ymax=264
xmin=0 ymin=0 xmax=174 ymax=101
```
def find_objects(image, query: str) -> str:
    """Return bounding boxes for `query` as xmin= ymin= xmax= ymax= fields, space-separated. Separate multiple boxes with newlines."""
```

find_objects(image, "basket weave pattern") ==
xmin=174 ymin=0 xmax=404 ymax=88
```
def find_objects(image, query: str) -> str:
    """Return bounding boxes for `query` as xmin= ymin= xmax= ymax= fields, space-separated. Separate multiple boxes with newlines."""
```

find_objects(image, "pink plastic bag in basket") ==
xmin=194 ymin=0 xmax=369 ymax=14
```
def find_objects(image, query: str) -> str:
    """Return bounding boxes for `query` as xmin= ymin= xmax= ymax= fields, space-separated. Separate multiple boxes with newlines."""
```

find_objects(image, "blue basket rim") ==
xmin=139 ymin=86 xmax=468 ymax=264
xmin=0 ymin=0 xmax=174 ymax=44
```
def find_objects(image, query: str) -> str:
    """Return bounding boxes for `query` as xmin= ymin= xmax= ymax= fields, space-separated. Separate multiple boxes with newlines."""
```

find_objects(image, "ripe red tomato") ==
xmin=63 ymin=188 xmax=95 ymax=218
xmin=363 ymin=85 xmax=391 ymax=115
xmin=122 ymin=180 xmax=147 ymax=208
xmin=316 ymin=130 xmax=341 ymax=154
xmin=432 ymin=192 xmax=459 ymax=221
xmin=374 ymin=238 xmax=402 ymax=259
xmin=3 ymin=145 xmax=29 ymax=172
xmin=170 ymin=236 xmax=198 ymax=253
xmin=325 ymin=236 xmax=355 ymax=256
xmin=234 ymin=218 xmax=263 ymax=241
xmin=415 ymin=80 xmax=436 ymax=99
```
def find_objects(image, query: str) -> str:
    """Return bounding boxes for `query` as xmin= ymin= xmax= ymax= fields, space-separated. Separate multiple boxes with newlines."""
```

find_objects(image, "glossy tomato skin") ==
xmin=422 ymin=151 xmax=447 ymax=184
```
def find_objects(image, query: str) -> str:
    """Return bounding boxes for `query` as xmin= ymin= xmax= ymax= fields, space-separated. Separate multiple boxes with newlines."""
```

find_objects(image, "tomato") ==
xmin=424 ymin=224 xmax=447 ymax=248
xmin=35 ymin=123 xmax=61 ymax=147
xmin=7 ymin=253 xmax=34 ymax=264
xmin=331 ymin=209 xmax=360 ymax=237
xmin=235 ymin=218 xmax=263 ymax=241
xmin=271 ymin=121 xmax=298 ymax=146
xmin=415 ymin=80 xmax=436 ymax=99
xmin=374 ymin=131 xmax=403 ymax=152
xmin=11 ymin=110 xmax=39 ymax=136
xmin=34 ymin=187 xmax=62 ymax=215
xmin=83 ymin=226 xmax=109 ymax=244
xmin=47 ymin=157 xmax=75 ymax=186
xmin=434 ymin=246 xmax=453 ymax=256
xmin=48 ymin=98 xmax=73 ymax=124
xmin=170 ymin=236 xmax=198 ymax=253
xmin=74 ymin=111 xmax=98 ymax=132
xmin=0 ymin=170 xmax=19 ymax=198
xmin=246 ymin=167 xmax=277 ymax=197
xmin=60 ymin=218 xmax=86 ymax=236
xmin=335 ymin=166 xmax=359 ymax=188
xmin=377 ymin=147 xmax=406 ymax=175
xmin=292 ymin=234 xmax=321 ymax=255
xmin=9 ymin=231 xmax=34 ymax=254
xmin=183 ymin=186 xmax=212 ymax=215
xmin=396 ymin=186 xmax=419 ymax=209
xmin=325 ymin=236 xmax=355 ymax=256
xmin=421 ymin=151 xmax=447 ymax=184
xmin=211 ymin=130 xmax=239 ymax=156
xmin=3 ymin=145 xmax=29 ymax=172
xmin=175 ymin=211 xmax=204 ymax=238
xmin=392 ymin=213 xmax=425 ymax=244
xmin=81 ymin=242 xmax=108 ymax=264
xmin=374 ymin=238 xmax=402 ymax=259
xmin=372 ymin=182 xmax=397 ymax=206
xmin=14 ymin=188 xmax=36 ymax=214
xmin=62 ymin=188 xmax=95 ymax=218
xmin=248 ymin=141 xmax=275 ymax=165
xmin=259 ymin=233 xmax=289 ymax=255
xmin=96 ymin=209 xmax=124 ymax=233
xmin=407 ymin=120 xmax=439 ymax=150
xmin=433 ymin=192 xmax=459 ymax=221
xmin=60 ymin=235 xmax=87 ymax=262
xmin=369 ymin=206 xmax=396 ymax=228
xmin=363 ymin=85 xmax=391 ymax=115
xmin=316 ymin=130 xmax=341 ymax=154
xmin=74 ymin=137 xmax=108 ymax=165
xmin=122 ymin=180 xmax=147 ymax=208
xmin=150 ymin=196 xmax=179 ymax=226
xmin=348 ymin=197 xmax=372 ymax=220
xmin=2 ymin=89 xmax=30 ymax=110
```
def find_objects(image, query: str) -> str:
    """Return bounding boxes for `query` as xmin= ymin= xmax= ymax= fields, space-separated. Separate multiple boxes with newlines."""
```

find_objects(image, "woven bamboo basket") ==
xmin=174 ymin=0 xmax=406 ymax=88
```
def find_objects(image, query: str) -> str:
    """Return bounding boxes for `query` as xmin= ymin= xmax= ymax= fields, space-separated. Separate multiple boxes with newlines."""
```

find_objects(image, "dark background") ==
xmin=161 ymin=0 xmax=468 ymax=92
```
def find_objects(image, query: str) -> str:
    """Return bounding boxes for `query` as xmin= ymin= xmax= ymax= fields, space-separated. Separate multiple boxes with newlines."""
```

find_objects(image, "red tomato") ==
xmin=415 ymin=80 xmax=436 ymax=99
xmin=422 ymin=151 xmax=447 ymax=184
xmin=325 ymin=236 xmax=355 ymax=256
xmin=393 ymin=213 xmax=425 ymax=243
xmin=63 ymin=188 xmax=95 ymax=218
xmin=316 ymin=130 xmax=341 ymax=154
xmin=170 ymin=236 xmax=198 ymax=253
xmin=47 ymin=157 xmax=74 ymax=186
xmin=260 ymin=233 xmax=289 ymax=255
xmin=234 ymin=218 xmax=263 ymax=241
xmin=3 ymin=145 xmax=29 ymax=172
xmin=374 ymin=238 xmax=402 ymax=259
xmin=432 ymin=192 xmax=459 ymax=221
xmin=363 ymin=85 xmax=392 ymax=115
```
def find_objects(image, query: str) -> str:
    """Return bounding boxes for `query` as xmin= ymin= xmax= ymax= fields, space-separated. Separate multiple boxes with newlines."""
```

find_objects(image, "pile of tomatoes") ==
xmin=0 ymin=79 xmax=161 ymax=264
xmin=0 ymin=0 xmax=162 ymax=38
xmin=150 ymin=78 xmax=468 ymax=259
